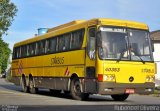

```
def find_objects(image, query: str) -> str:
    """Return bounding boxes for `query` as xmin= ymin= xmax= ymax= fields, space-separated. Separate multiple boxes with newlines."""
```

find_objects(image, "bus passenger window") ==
xmin=30 ymin=43 xmax=36 ymax=56
xmin=64 ymin=33 xmax=71 ymax=51
xmin=16 ymin=47 xmax=21 ymax=58
xmin=50 ymin=38 xmax=57 ymax=53
xmin=45 ymin=39 xmax=50 ymax=53
xmin=21 ymin=45 xmax=27 ymax=57
xmin=58 ymin=36 xmax=65 ymax=51
xmin=12 ymin=48 xmax=15 ymax=59
xmin=35 ymin=42 xmax=39 ymax=55
xmin=71 ymin=33 xmax=77 ymax=49
xmin=71 ymin=29 xmax=84 ymax=50
xmin=39 ymin=41 xmax=45 ymax=54
xmin=35 ymin=42 xmax=42 ymax=55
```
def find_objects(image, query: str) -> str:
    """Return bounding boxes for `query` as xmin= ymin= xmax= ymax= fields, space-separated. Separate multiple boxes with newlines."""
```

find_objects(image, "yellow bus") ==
xmin=11 ymin=18 xmax=156 ymax=101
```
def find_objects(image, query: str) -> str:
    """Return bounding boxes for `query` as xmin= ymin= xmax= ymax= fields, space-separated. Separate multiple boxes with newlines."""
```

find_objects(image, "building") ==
xmin=150 ymin=30 xmax=160 ymax=80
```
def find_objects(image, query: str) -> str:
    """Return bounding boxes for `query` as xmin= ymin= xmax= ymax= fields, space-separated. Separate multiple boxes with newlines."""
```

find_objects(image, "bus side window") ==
xmin=77 ymin=30 xmax=84 ymax=48
xmin=42 ymin=41 xmax=45 ymax=54
xmin=24 ymin=45 xmax=27 ymax=57
xmin=29 ymin=43 xmax=36 ymax=56
xmin=16 ymin=47 xmax=20 ymax=58
xmin=38 ymin=40 xmax=45 ymax=54
xmin=64 ymin=33 xmax=71 ymax=51
xmin=45 ymin=39 xmax=50 ymax=53
xmin=35 ymin=42 xmax=40 ymax=55
xmin=71 ymin=29 xmax=84 ymax=50
xmin=12 ymin=48 xmax=15 ymax=59
xmin=16 ymin=47 xmax=19 ymax=58
xmin=14 ymin=48 xmax=16 ymax=59
xmin=21 ymin=46 xmax=25 ymax=57
xmin=19 ymin=47 xmax=22 ymax=58
xmin=33 ymin=43 xmax=36 ymax=55
xmin=71 ymin=32 xmax=76 ymax=49
xmin=26 ymin=45 xmax=29 ymax=56
xmin=87 ymin=27 xmax=96 ymax=60
xmin=50 ymin=37 xmax=57 ymax=53
xmin=58 ymin=36 xmax=65 ymax=51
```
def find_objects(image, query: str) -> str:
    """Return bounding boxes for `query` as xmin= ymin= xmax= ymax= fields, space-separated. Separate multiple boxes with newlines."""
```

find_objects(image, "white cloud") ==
xmin=3 ymin=30 xmax=36 ymax=50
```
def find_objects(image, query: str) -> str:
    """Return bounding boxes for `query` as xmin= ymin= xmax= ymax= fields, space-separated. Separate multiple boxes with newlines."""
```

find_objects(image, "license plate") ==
xmin=125 ymin=89 xmax=135 ymax=94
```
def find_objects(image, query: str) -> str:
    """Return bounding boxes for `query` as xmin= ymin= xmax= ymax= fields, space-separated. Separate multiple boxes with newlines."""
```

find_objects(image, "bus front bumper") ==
xmin=98 ymin=82 xmax=155 ymax=95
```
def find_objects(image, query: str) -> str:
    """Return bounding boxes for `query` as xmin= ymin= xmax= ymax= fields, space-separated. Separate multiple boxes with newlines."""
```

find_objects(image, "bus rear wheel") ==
xmin=111 ymin=94 xmax=129 ymax=101
xmin=21 ymin=77 xmax=29 ymax=93
xmin=29 ymin=78 xmax=38 ymax=94
xmin=70 ymin=78 xmax=89 ymax=100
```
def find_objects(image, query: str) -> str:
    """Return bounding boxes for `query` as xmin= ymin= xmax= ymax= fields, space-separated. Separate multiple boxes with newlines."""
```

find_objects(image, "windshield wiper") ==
xmin=134 ymin=55 xmax=145 ymax=64
xmin=116 ymin=52 xmax=124 ymax=63
xmin=117 ymin=52 xmax=145 ymax=64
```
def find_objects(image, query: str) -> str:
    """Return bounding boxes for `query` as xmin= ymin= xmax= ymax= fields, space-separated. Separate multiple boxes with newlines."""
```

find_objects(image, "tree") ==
xmin=0 ymin=0 xmax=18 ymax=37
xmin=0 ymin=38 xmax=11 ymax=73
xmin=0 ymin=0 xmax=17 ymax=73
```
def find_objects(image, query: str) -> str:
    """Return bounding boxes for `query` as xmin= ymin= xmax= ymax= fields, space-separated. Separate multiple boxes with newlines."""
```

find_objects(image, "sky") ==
xmin=2 ymin=0 xmax=160 ymax=49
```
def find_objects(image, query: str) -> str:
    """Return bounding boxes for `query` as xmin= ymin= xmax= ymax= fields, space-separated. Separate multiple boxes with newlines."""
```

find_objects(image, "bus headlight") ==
xmin=146 ymin=75 xmax=155 ymax=82
xmin=110 ymin=75 xmax=115 ymax=81
xmin=98 ymin=74 xmax=115 ymax=82
xmin=150 ymin=76 xmax=155 ymax=82
xmin=104 ymin=74 xmax=115 ymax=81
xmin=146 ymin=76 xmax=150 ymax=82
xmin=103 ymin=75 xmax=109 ymax=81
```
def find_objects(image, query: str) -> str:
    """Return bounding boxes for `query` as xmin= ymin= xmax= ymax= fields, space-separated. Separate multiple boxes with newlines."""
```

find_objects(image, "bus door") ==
xmin=85 ymin=27 xmax=97 ymax=93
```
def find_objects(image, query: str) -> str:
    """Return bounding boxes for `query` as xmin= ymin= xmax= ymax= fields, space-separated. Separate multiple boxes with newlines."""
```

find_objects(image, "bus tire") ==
xmin=21 ymin=77 xmax=29 ymax=93
xmin=111 ymin=94 xmax=129 ymax=101
xmin=70 ymin=78 xmax=89 ymax=100
xmin=29 ymin=77 xmax=38 ymax=94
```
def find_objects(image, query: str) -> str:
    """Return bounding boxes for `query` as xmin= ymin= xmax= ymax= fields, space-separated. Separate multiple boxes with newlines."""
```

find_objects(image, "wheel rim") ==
xmin=21 ymin=77 xmax=29 ymax=92
xmin=29 ymin=80 xmax=34 ymax=90
xmin=74 ymin=81 xmax=81 ymax=96
xmin=22 ymin=78 xmax=26 ymax=90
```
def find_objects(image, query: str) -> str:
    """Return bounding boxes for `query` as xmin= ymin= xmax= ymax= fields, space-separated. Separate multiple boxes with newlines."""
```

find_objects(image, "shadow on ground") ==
xmin=0 ymin=78 xmax=131 ymax=102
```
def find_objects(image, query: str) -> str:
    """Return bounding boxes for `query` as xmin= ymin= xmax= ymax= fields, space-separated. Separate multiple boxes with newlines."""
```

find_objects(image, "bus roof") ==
xmin=14 ymin=18 xmax=149 ymax=47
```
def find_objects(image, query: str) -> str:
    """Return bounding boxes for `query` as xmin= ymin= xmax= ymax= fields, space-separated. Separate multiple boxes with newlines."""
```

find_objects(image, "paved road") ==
xmin=0 ymin=78 xmax=160 ymax=111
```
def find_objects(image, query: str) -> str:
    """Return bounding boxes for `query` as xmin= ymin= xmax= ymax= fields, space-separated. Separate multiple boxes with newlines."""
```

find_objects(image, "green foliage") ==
xmin=0 ymin=0 xmax=17 ymax=73
xmin=0 ymin=0 xmax=18 ymax=37
xmin=0 ymin=38 xmax=11 ymax=73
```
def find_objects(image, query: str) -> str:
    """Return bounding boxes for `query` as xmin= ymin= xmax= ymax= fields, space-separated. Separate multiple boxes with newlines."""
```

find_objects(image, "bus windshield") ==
xmin=98 ymin=27 xmax=153 ymax=62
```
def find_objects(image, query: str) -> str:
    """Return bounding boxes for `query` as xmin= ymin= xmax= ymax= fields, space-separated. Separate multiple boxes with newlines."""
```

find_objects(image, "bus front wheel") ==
xmin=70 ymin=78 xmax=89 ymax=100
xmin=21 ymin=77 xmax=29 ymax=93
xmin=111 ymin=94 xmax=129 ymax=101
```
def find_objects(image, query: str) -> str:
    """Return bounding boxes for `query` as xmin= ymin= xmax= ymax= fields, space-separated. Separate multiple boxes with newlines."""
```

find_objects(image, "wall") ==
xmin=153 ymin=43 xmax=160 ymax=79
